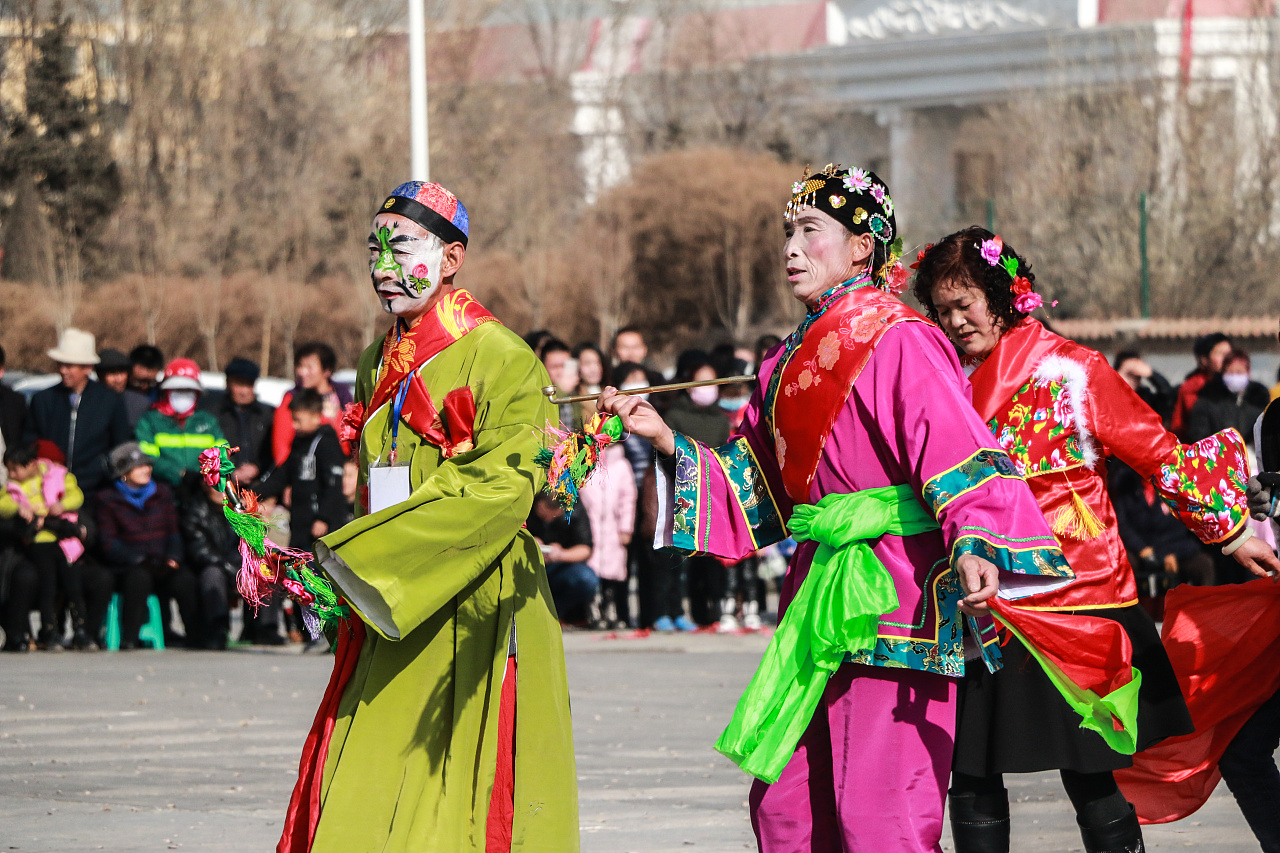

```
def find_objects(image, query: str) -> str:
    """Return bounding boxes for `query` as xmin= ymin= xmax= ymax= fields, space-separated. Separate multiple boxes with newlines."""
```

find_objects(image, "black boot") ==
xmin=1078 ymin=803 xmax=1145 ymax=853
xmin=949 ymin=789 xmax=1011 ymax=853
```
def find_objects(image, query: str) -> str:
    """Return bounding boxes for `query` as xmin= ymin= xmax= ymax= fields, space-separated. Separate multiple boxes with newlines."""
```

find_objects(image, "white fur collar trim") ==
xmin=1031 ymin=354 xmax=1099 ymax=470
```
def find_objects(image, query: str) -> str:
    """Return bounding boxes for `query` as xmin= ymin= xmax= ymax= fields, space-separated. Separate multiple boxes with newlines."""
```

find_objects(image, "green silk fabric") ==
xmin=715 ymin=485 xmax=939 ymax=783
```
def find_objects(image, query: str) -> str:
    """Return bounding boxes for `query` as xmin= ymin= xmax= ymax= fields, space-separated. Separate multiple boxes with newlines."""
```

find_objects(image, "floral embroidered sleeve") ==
xmin=1088 ymin=352 xmax=1249 ymax=545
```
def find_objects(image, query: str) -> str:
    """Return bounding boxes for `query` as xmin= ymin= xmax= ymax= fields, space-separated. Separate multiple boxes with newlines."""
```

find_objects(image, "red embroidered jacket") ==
xmin=970 ymin=319 xmax=1249 ymax=611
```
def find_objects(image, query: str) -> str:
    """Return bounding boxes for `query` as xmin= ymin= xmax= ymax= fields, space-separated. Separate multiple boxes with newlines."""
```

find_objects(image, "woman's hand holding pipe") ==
xmin=598 ymin=387 xmax=676 ymax=457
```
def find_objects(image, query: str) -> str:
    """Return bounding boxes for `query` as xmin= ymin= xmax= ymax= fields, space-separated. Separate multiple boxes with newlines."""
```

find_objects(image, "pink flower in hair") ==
xmin=1013 ymin=292 xmax=1043 ymax=313
xmin=980 ymin=236 xmax=1004 ymax=266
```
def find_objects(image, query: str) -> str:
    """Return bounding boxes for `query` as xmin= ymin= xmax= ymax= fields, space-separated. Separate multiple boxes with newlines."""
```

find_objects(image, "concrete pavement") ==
xmin=0 ymin=631 xmax=1267 ymax=851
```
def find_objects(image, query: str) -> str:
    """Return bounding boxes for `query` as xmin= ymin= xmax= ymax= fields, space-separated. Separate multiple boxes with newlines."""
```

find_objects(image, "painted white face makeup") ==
xmin=368 ymin=213 xmax=446 ymax=318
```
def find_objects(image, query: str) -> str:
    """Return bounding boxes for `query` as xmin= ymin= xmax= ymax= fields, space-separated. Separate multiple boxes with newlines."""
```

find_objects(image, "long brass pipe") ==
xmin=541 ymin=374 xmax=755 ymax=406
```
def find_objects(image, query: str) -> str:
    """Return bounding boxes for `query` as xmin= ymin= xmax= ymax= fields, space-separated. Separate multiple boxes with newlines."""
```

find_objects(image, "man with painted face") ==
xmin=601 ymin=166 xmax=1077 ymax=853
xmin=277 ymin=181 xmax=578 ymax=853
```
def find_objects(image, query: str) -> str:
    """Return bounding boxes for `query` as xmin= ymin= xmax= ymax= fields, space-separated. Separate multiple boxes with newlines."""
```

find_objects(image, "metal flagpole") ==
xmin=408 ymin=0 xmax=429 ymax=180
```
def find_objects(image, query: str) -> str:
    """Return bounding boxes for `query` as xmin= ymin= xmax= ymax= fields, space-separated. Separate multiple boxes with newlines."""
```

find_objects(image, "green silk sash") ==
xmin=715 ymin=485 xmax=938 ymax=783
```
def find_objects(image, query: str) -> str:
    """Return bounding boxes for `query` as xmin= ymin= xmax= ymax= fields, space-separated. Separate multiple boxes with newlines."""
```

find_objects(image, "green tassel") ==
xmin=533 ymin=446 xmax=554 ymax=469
xmin=223 ymin=503 xmax=268 ymax=555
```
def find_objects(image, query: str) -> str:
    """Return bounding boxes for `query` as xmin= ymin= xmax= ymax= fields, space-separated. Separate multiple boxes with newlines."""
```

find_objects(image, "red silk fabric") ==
xmin=968 ymin=317 xmax=1062 ymax=425
xmin=485 ymin=656 xmax=517 ymax=853
xmin=365 ymin=289 xmax=497 ymax=428
xmin=278 ymin=618 xmax=367 ymax=853
xmin=990 ymin=598 xmax=1135 ymax=699
xmin=1116 ymin=579 xmax=1280 ymax=824
xmin=770 ymin=287 xmax=928 ymax=504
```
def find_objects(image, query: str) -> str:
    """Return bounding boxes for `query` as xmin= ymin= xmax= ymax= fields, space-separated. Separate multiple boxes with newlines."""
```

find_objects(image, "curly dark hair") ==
xmin=911 ymin=226 xmax=1036 ymax=330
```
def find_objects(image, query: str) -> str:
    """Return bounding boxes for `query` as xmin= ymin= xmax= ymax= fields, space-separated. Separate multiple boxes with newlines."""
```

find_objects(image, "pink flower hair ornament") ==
xmin=979 ymin=235 xmax=1004 ymax=266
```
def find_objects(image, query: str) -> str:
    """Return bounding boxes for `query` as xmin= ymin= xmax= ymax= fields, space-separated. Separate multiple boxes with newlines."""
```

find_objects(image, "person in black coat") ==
xmin=203 ymin=357 xmax=275 ymax=488
xmin=1186 ymin=349 xmax=1271 ymax=445
xmin=0 ymin=345 xmax=27 ymax=451
xmin=25 ymin=331 xmax=131 ymax=494
xmin=1109 ymin=460 xmax=1214 ymax=596
xmin=181 ymin=481 xmax=242 ymax=649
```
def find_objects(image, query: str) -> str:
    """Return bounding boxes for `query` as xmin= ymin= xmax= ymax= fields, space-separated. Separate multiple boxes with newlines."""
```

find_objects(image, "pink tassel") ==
xmin=236 ymin=540 xmax=271 ymax=612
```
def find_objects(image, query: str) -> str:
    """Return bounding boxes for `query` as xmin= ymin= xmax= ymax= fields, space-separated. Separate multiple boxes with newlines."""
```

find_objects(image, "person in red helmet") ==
xmin=135 ymin=358 xmax=225 ymax=489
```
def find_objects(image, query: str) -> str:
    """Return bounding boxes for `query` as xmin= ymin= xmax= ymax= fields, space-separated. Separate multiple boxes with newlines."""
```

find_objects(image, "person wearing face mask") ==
xmin=1186 ymin=349 xmax=1271 ymax=448
xmin=914 ymin=227 xmax=1280 ymax=853
xmin=603 ymin=168 xmax=1074 ymax=853
xmin=134 ymin=359 xmax=225 ymax=490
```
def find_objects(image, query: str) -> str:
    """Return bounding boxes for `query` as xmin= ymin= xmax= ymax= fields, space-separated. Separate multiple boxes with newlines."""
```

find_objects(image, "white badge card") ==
xmin=367 ymin=465 xmax=411 ymax=514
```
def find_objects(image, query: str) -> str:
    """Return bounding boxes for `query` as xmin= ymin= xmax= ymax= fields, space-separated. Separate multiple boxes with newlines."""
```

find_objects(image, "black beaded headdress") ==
xmin=785 ymin=164 xmax=905 ymax=291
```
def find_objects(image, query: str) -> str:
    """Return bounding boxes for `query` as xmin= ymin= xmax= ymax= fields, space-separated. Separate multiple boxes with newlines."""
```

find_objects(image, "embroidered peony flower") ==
xmin=979 ymin=235 xmax=1004 ymax=266
xmin=798 ymin=369 xmax=814 ymax=390
xmin=1012 ymin=275 xmax=1033 ymax=296
xmin=869 ymin=184 xmax=887 ymax=204
xmin=884 ymin=262 xmax=909 ymax=295
xmin=883 ymin=195 xmax=894 ymax=215
xmin=775 ymin=430 xmax=787 ymax=468
xmin=816 ymin=331 xmax=841 ymax=370
xmin=1013 ymin=292 xmax=1043 ymax=313
xmin=843 ymin=168 xmax=872 ymax=192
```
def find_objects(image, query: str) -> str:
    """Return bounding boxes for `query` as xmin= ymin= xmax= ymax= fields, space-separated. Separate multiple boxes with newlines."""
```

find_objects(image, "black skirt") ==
xmin=953 ymin=603 xmax=1193 ymax=777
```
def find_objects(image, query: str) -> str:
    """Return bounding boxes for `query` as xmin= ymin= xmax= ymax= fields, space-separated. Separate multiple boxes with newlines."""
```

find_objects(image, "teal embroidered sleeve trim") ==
xmin=710 ymin=436 xmax=786 ymax=550
xmin=951 ymin=534 xmax=1073 ymax=578
xmin=671 ymin=433 xmax=708 ymax=553
xmin=922 ymin=448 xmax=1023 ymax=515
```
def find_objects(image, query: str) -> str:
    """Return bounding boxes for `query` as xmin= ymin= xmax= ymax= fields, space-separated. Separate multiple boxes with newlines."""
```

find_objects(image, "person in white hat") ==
xmin=134 ymin=358 xmax=225 ymax=489
xmin=24 ymin=328 xmax=131 ymax=493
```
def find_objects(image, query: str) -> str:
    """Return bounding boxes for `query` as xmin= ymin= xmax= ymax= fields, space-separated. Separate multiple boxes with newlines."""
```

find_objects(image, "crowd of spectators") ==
xmin=0 ymin=330 xmax=354 ymax=652
xmin=3 ymin=321 xmax=1277 ymax=649
xmin=1109 ymin=332 xmax=1280 ymax=612
xmin=526 ymin=326 xmax=784 ymax=633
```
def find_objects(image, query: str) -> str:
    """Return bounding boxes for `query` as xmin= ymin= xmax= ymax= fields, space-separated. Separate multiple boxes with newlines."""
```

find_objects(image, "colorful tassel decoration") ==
xmin=199 ymin=445 xmax=350 ymax=637
xmin=534 ymin=413 xmax=625 ymax=513
xmin=1050 ymin=488 xmax=1105 ymax=542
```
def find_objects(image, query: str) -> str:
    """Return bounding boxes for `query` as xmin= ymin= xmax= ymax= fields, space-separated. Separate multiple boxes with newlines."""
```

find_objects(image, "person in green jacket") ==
xmin=277 ymin=181 xmax=578 ymax=853
xmin=135 ymin=358 xmax=225 ymax=488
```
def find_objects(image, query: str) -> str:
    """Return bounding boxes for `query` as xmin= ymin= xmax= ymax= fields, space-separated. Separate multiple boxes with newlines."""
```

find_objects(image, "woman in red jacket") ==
xmin=913 ymin=227 xmax=1280 ymax=853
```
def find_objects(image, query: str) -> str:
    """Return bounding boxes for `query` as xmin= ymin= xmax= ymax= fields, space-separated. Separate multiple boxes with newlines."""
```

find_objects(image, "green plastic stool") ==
xmin=103 ymin=594 xmax=166 ymax=651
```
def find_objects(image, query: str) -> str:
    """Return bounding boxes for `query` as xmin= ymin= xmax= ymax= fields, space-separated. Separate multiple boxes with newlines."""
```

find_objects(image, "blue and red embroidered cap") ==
xmin=378 ymin=181 xmax=470 ymax=248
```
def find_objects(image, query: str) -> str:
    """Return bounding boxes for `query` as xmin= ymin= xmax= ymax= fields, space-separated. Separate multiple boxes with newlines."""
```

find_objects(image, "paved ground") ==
xmin=0 ymin=631 xmax=1266 ymax=852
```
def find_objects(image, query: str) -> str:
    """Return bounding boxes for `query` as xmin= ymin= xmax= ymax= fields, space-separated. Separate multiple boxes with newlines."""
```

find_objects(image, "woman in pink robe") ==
xmin=602 ymin=166 xmax=1075 ymax=853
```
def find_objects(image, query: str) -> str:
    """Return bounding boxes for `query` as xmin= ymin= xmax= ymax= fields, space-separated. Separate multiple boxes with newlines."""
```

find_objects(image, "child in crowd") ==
xmin=0 ymin=442 xmax=98 ymax=649
xmin=258 ymin=388 xmax=347 ymax=648
xmin=578 ymin=441 xmax=636 ymax=629
xmin=258 ymin=388 xmax=348 ymax=552
xmin=96 ymin=442 xmax=201 ymax=649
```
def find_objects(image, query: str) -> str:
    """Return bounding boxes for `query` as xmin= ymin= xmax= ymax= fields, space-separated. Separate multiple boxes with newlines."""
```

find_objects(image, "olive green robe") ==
xmin=311 ymin=321 xmax=579 ymax=852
